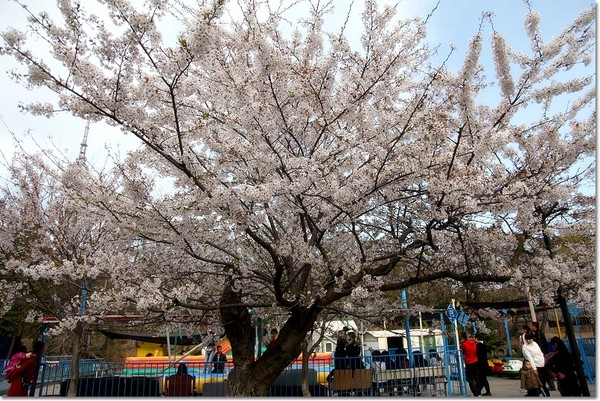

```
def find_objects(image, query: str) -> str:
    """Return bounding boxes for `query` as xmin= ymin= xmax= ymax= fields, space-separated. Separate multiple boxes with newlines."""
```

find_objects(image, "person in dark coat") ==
xmin=475 ymin=333 xmax=491 ymax=396
xmin=410 ymin=350 xmax=428 ymax=396
xmin=531 ymin=322 xmax=555 ymax=391
xmin=333 ymin=336 xmax=348 ymax=370
xmin=326 ymin=335 xmax=349 ymax=383
xmin=531 ymin=322 xmax=548 ymax=354
xmin=345 ymin=332 xmax=364 ymax=369
xmin=395 ymin=347 xmax=409 ymax=368
xmin=381 ymin=350 xmax=395 ymax=369
xmin=545 ymin=336 xmax=582 ymax=396
xmin=211 ymin=345 xmax=227 ymax=373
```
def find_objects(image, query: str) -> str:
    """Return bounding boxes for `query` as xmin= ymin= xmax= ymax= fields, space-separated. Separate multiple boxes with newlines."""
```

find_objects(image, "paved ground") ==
xmin=483 ymin=375 xmax=595 ymax=398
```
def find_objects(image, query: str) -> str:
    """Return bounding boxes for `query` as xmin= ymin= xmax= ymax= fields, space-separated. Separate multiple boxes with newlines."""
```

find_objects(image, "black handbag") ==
xmin=20 ymin=375 xmax=31 ymax=388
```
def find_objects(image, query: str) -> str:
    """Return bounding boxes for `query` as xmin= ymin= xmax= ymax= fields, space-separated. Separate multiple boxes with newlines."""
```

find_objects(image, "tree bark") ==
xmin=67 ymin=322 xmax=83 ymax=397
xmin=300 ymin=338 xmax=311 ymax=397
xmin=220 ymin=283 xmax=321 ymax=396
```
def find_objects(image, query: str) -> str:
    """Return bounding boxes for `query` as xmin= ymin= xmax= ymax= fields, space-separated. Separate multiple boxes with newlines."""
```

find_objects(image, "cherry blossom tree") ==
xmin=1 ymin=0 xmax=595 ymax=395
xmin=0 ymin=151 xmax=134 ymax=395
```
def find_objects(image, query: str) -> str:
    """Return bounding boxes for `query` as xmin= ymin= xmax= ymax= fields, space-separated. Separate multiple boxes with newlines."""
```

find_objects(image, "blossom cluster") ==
xmin=0 ymin=0 xmax=595 ymax=355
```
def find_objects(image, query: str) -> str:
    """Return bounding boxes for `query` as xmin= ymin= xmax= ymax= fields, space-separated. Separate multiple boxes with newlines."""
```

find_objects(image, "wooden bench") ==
xmin=331 ymin=368 xmax=372 ymax=396
xmin=375 ymin=365 xmax=447 ymax=396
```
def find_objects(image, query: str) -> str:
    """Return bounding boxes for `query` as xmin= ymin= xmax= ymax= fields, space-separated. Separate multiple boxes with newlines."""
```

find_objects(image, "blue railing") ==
xmin=564 ymin=337 xmax=596 ymax=384
xmin=2 ymin=339 xmax=595 ymax=396
xmin=0 ymin=359 xmax=8 ymax=395
xmin=1 ymin=347 xmax=472 ymax=396
xmin=37 ymin=360 xmax=233 ymax=396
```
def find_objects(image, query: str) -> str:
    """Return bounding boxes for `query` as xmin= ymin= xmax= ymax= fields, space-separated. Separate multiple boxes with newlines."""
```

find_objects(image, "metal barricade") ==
xmin=564 ymin=337 xmax=596 ymax=384
xmin=1 ymin=346 xmax=476 ymax=397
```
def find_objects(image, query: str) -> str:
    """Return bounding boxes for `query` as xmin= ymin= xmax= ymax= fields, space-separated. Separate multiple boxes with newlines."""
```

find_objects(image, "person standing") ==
xmin=326 ymin=335 xmax=348 ymax=383
xmin=345 ymin=332 xmax=364 ymax=369
xmin=395 ymin=346 xmax=409 ymax=368
xmin=545 ymin=336 xmax=582 ymax=396
xmin=530 ymin=322 xmax=548 ymax=354
xmin=475 ymin=333 xmax=491 ymax=396
xmin=460 ymin=332 xmax=480 ymax=397
xmin=6 ymin=341 xmax=45 ymax=397
xmin=201 ymin=329 xmax=216 ymax=374
xmin=427 ymin=349 xmax=443 ymax=395
xmin=409 ymin=350 xmax=428 ymax=396
xmin=531 ymin=322 xmax=555 ymax=391
xmin=333 ymin=336 xmax=349 ymax=369
xmin=3 ymin=345 xmax=31 ymax=382
xmin=521 ymin=333 xmax=550 ymax=396
xmin=381 ymin=350 xmax=395 ymax=369
xmin=211 ymin=345 xmax=227 ymax=373
xmin=370 ymin=350 xmax=387 ymax=395
xmin=519 ymin=325 xmax=532 ymax=349
xmin=520 ymin=360 xmax=543 ymax=396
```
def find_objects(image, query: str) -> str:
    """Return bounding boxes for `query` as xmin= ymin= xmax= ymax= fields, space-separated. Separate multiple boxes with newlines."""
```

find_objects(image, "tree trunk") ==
xmin=67 ymin=322 xmax=83 ymax=397
xmin=6 ymin=334 xmax=17 ymax=360
xmin=300 ymin=338 xmax=311 ymax=397
xmin=219 ymin=284 xmax=321 ymax=396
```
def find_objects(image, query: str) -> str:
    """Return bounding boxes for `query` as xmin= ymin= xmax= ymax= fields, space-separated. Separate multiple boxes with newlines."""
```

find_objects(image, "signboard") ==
xmin=457 ymin=310 xmax=470 ymax=328
xmin=446 ymin=304 xmax=457 ymax=323
xmin=567 ymin=301 xmax=583 ymax=318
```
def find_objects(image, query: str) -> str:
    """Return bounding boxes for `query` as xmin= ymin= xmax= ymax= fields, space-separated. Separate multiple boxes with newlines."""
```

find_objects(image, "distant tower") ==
xmin=77 ymin=121 xmax=90 ymax=167
xmin=76 ymin=121 xmax=91 ymax=316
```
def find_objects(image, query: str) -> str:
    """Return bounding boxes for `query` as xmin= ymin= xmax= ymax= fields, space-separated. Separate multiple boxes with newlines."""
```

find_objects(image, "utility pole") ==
xmin=525 ymin=282 xmax=537 ymax=322
xmin=557 ymin=287 xmax=590 ymax=396
xmin=538 ymin=217 xmax=588 ymax=395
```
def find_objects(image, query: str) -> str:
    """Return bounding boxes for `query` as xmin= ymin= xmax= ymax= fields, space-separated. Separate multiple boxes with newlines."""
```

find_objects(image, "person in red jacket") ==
xmin=461 ymin=332 xmax=480 ymax=397
xmin=7 ymin=341 xmax=45 ymax=397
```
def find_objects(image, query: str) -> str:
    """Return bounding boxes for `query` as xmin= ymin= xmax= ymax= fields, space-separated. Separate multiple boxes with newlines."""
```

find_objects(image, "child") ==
xmin=3 ymin=345 xmax=32 ymax=382
xmin=520 ymin=359 xmax=542 ymax=397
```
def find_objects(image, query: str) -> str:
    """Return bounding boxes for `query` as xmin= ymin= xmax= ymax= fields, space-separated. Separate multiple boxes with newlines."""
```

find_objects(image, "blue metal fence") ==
xmin=2 ymin=339 xmax=596 ymax=396
xmin=0 ymin=359 xmax=8 ymax=395
xmin=1 ymin=347 xmax=473 ymax=397
xmin=564 ymin=337 xmax=596 ymax=384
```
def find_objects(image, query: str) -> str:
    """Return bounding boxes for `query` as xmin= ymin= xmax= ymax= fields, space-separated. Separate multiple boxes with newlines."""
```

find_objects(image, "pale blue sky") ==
xmin=0 ymin=0 xmax=594 ymax=174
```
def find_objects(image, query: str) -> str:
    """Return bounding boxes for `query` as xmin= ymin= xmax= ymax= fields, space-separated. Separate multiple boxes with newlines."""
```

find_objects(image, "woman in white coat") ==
xmin=521 ymin=332 xmax=550 ymax=396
